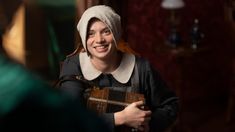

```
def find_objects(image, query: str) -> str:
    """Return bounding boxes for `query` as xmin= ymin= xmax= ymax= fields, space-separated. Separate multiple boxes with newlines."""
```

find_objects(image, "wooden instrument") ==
xmin=86 ymin=87 xmax=145 ymax=114
xmin=86 ymin=87 xmax=145 ymax=132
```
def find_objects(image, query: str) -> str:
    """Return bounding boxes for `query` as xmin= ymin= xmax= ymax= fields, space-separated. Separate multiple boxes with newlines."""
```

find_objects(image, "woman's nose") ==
xmin=95 ymin=33 xmax=104 ymax=43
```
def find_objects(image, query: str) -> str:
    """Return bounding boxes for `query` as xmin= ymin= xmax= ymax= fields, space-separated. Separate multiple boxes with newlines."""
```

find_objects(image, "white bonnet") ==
xmin=77 ymin=5 xmax=122 ymax=51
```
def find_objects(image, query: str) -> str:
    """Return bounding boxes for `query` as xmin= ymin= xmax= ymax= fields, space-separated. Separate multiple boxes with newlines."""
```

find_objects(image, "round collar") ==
xmin=79 ymin=52 xmax=135 ymax=83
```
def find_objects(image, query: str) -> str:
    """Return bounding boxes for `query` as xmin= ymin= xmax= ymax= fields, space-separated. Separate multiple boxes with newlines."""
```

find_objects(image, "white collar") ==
xmin=79 ymin=52 xmax=135 ymax=83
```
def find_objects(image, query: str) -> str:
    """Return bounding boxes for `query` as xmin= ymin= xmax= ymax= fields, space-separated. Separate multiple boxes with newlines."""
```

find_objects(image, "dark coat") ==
xmin=59 ymin=53 xmax=179 ymax=132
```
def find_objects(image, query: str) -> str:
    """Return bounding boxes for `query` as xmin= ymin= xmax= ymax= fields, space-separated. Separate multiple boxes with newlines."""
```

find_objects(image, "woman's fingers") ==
xmin=133 ymin=100 xmax=144 ymax=107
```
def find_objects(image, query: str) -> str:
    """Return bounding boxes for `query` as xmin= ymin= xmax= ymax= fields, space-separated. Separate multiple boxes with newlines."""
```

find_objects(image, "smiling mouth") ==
xmin=93 ymin=44 xmax=109 ymax=52
xmin=94 ymin=44 xmax=109 ymax=49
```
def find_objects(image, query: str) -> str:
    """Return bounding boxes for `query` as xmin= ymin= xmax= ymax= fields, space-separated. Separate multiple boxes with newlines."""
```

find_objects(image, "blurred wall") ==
xmin=121 ymin=0 xmax=233 ymax=104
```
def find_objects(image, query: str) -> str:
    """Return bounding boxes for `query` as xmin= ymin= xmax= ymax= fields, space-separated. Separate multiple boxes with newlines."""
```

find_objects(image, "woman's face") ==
xmin=86 ymin=19 xmax=116 ymax=60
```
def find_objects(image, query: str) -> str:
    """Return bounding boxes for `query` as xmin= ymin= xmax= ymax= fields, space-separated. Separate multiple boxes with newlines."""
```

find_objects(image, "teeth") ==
xmin=95 ymin=45 xmax=107 ymax=48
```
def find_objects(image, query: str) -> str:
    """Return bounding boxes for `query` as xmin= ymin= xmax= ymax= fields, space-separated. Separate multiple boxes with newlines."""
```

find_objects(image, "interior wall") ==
xmin=121 ymin=0 xmax=233 ymax=103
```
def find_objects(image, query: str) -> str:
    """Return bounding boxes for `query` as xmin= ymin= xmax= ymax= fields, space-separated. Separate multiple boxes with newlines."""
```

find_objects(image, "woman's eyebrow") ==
xmin=101 ymin=27 xmax=110 ymax=31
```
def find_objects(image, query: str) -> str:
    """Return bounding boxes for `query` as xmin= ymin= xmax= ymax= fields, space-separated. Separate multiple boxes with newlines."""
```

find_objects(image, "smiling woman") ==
xmin=58 ymin=5 xmax=179 ymax=132
xmin=86 ymin=18 xmax=119 ymax=70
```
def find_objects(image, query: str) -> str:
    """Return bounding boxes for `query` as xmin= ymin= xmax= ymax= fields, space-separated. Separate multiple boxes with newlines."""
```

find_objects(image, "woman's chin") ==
xmin=92 ymin=52 xmax=109 ymax=59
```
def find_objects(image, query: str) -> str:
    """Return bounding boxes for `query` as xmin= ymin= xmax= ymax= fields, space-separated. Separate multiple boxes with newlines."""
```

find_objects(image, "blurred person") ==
xmin=0 ymin=1 xmax=110 ymax=132
xmin=59 ymin=5 xmax=179 ymax=132
xmin=0 ymin=54 xmax=110 ymax=132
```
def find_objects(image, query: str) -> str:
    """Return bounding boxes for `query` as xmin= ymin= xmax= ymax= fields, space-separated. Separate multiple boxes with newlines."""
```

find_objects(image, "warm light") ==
xmin=161 ymin=0 xmax=185 ymax=10
xmin=161 ymin=0 xmax=185 ymax=48
xmin=2 ymin=4 xmax=25 ymax=64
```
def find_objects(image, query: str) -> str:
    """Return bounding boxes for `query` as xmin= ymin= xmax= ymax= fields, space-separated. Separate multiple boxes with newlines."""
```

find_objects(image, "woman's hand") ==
xmin=114 ymin=101 xmax=152 ymax=131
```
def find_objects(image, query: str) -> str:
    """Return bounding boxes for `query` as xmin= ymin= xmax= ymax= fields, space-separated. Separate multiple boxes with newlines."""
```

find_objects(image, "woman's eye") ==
xmin=87 ymin=31 xmax=95 ymax=37
xmin=103 ymin=29 xmax=111 ymax=35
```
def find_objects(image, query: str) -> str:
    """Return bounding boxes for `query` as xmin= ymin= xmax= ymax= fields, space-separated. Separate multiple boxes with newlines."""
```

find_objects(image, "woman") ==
xmin=59 ymin=5 xmax=178 ymax=132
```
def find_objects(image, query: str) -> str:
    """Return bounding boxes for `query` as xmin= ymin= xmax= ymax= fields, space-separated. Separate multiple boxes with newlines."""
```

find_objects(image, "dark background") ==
xmin=1 ymin=0 xmax=235 ymax=131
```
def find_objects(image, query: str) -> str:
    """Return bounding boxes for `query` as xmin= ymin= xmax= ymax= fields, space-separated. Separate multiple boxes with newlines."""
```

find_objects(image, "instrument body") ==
xmin=86 ymin=87 xmax=146 ymax=132
xmin=86 ymin=87 xmax=145 ymax=114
